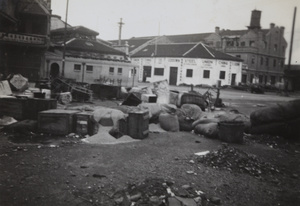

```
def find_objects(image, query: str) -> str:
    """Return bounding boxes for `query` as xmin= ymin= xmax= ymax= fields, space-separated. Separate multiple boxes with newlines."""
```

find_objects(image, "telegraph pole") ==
xmin=62 ymin=0 xmax=69 ymax=77
xmin=118 ymin=18 xmax=124 ymax=46
xmin=288 ymin=7 xmax=297 ymax=70
xmin=285 ymin=7 xmax=297 ymax=94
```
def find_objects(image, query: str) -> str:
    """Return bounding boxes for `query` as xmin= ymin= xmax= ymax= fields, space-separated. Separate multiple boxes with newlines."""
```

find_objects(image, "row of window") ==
xmin=109 ymin=67 xmax=123 ymax=75
xmin=74 ymin=64 xmax=94 ymax=72
xmin=73 ymin=64 xmax=123 ymax=75
xmin=152 ymin=67 xmax=226 ymax=80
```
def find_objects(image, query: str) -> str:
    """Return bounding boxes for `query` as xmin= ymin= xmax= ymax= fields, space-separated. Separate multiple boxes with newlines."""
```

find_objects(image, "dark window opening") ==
xmin=154 ymin=68 xmax=164 ymax=76
xmin=203 ymin=70 xmax=210 ymax=79
xmin=109 ymin=67 xmax=114 ymax=74
xmin=74 ymin=64 xmax=81 ymax=71
xmin=86 ymin=65 xmax=93 ymax=72
xmin=118 ymin=68 xmax=123 ymax=74
xmin=219 ymin=71 xmax=225 ymax=79
xmin=186 ymin=69 xmax=193 ymax=77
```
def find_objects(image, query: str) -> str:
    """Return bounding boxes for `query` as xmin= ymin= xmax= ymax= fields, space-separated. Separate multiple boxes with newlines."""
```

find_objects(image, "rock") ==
xmin=130 ymin=192 xmax=142 ymax=201
xmin=292 ymin=174 xmax=298 ymax=179
xmin=182 ymin=184 xmax=192 ymax=190
xmin=167 ymin=197 xmax=182 ymax=206
xmin=149 ymin=196 xmax=162 ymax=205
xmin=92 ymin=174 xmax=106 ymax=179
xmin=209 ymin=197 xmax=221 ymax=205
xmin=114 ymin=197 xmax=124 ymax=204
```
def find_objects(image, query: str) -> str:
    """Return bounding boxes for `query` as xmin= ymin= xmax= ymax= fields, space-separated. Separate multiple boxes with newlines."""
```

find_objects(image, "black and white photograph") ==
xmin=0 ymin=0 xmax=300 ymax=205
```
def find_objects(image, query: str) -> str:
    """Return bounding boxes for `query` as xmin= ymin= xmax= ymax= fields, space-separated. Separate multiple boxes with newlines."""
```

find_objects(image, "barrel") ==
xmin=218 ymin=121 xmax=245 ymax=143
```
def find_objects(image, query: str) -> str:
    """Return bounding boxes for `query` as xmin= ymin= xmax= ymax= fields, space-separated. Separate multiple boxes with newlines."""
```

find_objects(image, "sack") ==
xmin=176 ymin=109 xmax=194 ymax=131
xmin=159 ymin=112 xmax=179 ymax=132
xmin=93 ymin=108 xmax=126 ymax=129
xmin=153 ymin=80 xmax=170 ymax=104
xmin=181 ymin=104 xmax=203 ymax=120
xmin=194 ymin=123 xmax=219 ymax=138
xmin=250 ymin=99 xmax=300 ymax=126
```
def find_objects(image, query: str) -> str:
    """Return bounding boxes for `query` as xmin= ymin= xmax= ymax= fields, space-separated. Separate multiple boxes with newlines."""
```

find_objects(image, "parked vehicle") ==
xmin=250 ymin=84 xmax=264 ymax=94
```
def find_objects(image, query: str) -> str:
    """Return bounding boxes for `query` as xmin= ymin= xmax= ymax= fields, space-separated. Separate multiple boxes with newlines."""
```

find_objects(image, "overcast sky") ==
xmin=51 ymin=0 xmax=300 ymax=65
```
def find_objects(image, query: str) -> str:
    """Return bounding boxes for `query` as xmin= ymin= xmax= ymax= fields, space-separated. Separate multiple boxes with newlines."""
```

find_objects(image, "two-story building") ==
xmin=0 ymin=0 xmax=51 ymax=81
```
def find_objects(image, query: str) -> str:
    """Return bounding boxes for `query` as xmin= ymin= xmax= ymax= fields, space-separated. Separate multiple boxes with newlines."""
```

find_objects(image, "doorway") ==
xmin=169 ymin=67 xmax=178 ymax=85
xmin=231 ymin=73 xmax=236 ymax=86
xmin=143 ymin=66 xmax=151 ymax=82
xmin=50 ymin=63 xmax=60 ymax=78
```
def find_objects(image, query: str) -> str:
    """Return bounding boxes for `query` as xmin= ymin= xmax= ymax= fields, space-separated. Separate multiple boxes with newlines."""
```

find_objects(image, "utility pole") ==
xmin=118 ymin=18 xmax=124 ymax=46
xmin=62 ymin=0 xmax=69 ymax=77
xmin=285 ymin=7 xmax=297 ymax=94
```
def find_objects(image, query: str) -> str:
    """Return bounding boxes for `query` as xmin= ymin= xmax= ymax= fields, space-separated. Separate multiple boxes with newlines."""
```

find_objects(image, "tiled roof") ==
xmin=63 ymin=38 xmax=125 ymax=55
xmin=110 ymin=37 xmax=153 ymax=52
xmin=132 ymin=43 xmax=243 ymax=62
xmin=165 ymin=33 xmax=212 ymax=43
xmin=51 ymin=26 xmax=99 ymax=36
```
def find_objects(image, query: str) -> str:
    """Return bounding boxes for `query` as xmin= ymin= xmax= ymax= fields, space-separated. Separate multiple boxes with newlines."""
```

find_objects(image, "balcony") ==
xmin=0 ymin=32 xmax=48 ymax=47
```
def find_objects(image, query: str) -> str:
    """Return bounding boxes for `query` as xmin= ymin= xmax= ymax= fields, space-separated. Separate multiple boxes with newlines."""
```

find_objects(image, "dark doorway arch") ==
xmin=50 ymin=63 xmax=60 ymax=78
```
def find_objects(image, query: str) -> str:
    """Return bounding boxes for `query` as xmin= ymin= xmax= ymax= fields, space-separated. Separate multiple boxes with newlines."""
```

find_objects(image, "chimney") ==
xmin=248 ymin=10 xmax=261 ymax=29
xmin=280 ymin=26 xmax=285 ymax=34
xmin=215 ymin=26 xmax=220 ymax=34
xmin=270 ymin=23 xmax=275 ymax=29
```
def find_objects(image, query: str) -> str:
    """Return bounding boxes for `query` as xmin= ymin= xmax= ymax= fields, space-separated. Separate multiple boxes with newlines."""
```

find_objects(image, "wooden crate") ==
xmin=128 ymin=110 xmax=149 ymax=139
xmin=75 ymin=112 xmax=99 ymax=136
xmin=38 ymin=109 xmax=79 ymax=135
xmin=25 ymin=98 xmax=57 ymax=120
xmin=0 ymin=98 xmax=28 ymax=120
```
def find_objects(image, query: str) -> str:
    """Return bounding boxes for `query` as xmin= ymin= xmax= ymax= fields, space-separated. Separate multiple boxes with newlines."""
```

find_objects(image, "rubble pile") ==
xmin=112 ymin=177 xmax=221 ymax=206
xmin=197 ymin=144 xmax=280 ymax=178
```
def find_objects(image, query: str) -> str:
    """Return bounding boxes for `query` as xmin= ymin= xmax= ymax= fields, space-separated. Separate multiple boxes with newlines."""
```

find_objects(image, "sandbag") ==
xmin=194 ymin=123 xmax=219 ymax=138
xmin=138 ymin=103 xmax=162 ymax=119
xmin=176 ymin=109 xmax=194 ymax=131
xmin=159 ymin=112 xmax=179 ymax=132
xmin=249 ymin=117 xmax=300 ymax=139
xmin=153 ymin=80 xmax=170 ymax=104
xmin=180 ymin=104 xmax=203 ymax=120
xmin=192 ymin=118 xmax=219 ymax=128
xmin=93 ymin=108 xmax=126 ymax=129
xmin=250 ymin=99 xmax=300 ymax=126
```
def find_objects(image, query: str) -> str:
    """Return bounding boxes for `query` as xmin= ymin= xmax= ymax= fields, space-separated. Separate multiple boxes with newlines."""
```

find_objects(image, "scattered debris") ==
xmin=194 ymin=151 xmax=210 ymax=156
xmin=196 ymin=144 xmax=280 ymax=178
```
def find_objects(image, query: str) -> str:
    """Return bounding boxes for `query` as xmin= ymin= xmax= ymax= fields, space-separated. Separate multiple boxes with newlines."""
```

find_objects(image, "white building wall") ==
xmin=45 ymin=54 xmax=138 ymax=87
xmin=133 ymin=57 xmax=242 ymax=86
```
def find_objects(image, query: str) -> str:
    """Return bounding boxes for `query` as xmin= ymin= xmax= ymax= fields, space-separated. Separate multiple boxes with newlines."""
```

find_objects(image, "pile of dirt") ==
xmin=196 ymin=144 xmax=280 ymax=178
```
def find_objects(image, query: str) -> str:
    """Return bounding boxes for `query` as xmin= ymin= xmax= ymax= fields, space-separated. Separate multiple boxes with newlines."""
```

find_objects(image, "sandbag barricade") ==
xmin=249 ymin=99 xmax=300 ymax=138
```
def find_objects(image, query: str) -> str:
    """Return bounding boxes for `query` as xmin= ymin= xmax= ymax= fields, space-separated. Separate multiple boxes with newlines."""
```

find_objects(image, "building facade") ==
xmin=46 ymin=22 xmax=138 ymax=87
xmin=112 ymin=10 xmax=287 ymax=86
xmin=0 ymin=0 xmax=51 ymax=81
xmin=131 ymin=43 xmax=243 ymax=86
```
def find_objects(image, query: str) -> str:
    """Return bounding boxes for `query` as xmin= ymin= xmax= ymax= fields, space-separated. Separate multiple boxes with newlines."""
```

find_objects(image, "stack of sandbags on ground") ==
xmin=249 ymin=99 xmax=300 ymax=138
xmin=175 ymin=104 xmax=203 ymax=131
xmin=137 ymin=103 xmax=177 ymax=123
xmin=193 ymin=110 xmax=250 ymax=138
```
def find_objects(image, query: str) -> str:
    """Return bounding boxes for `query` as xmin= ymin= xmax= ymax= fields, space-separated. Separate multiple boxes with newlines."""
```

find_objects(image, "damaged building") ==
xmin=0 ymin=0 xmax=51 ymax=81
